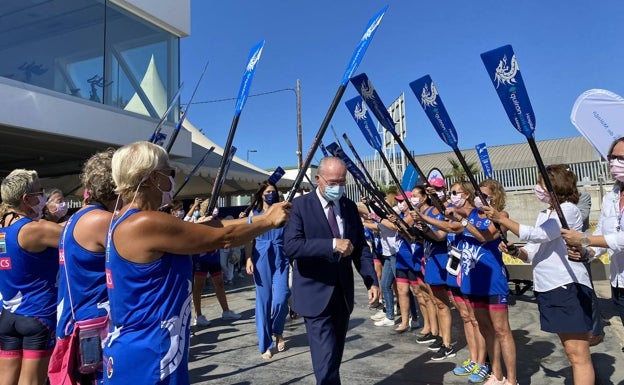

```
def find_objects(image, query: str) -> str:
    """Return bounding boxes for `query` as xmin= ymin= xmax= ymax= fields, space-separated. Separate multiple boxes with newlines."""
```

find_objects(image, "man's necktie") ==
xmin=327 ymin=201 xmax=341 ymax=238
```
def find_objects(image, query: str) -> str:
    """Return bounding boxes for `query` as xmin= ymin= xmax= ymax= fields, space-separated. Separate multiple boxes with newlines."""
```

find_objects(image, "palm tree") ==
xmin=447 ymin=155 xmax=479 ymax=181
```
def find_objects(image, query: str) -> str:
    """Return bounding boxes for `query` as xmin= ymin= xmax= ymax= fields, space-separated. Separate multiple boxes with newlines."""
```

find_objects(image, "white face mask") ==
xmin=157 ymin=176 xmax=175 ymax=208
xmin=397 ymin=201 xmax=406 ymax=212
xmin=29 ymin=195 xmax=46 ymax=220
xmin=450 ymin=193 xmax=466 ymax=208
xmin=436 ymin=190 xmax=446 ymax=200
xmin=474 ymin=196 xmax=490 ymax=210
xmin=410 ymin=197 xmax=421 ymax=208
xmin=52 ymin=201 xmax=68 ymax=218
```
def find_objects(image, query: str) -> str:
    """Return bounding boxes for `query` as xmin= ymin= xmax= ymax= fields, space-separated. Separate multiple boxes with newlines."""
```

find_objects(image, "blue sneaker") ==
xmin=453 ymin=359 xmax=476 ymax=376
xmin=468 ymin=363 xmax=490 ymax=383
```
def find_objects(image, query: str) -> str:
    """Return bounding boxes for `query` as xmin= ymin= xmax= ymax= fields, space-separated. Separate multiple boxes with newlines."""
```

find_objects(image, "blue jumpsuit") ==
xmin=251 ymin=209 xmax=291 ymax=353
xmin=103 ymin=209 xmax=193 ymax=385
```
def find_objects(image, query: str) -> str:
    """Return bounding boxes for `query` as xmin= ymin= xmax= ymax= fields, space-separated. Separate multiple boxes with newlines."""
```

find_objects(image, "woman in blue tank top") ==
xmin=50 ymin=149 xmax=118 ymax=385
xmin=0 ymin=169 xmax=63 ymax=385
xmin=103 ymin=142 xmax=290 ymax=385
xmin=244 ymin=181 xmax=290 ymax=359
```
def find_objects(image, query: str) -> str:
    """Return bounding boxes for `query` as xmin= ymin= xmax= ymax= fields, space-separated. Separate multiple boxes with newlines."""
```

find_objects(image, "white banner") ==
xmin=571 ymin=89 xmax=624 ymax=159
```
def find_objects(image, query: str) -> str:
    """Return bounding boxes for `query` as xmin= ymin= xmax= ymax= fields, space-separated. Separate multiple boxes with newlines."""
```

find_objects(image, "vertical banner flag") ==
xmin=475 ymin=142 xmax=493 ymax=178
xmin=571 ymin=89 xmax=624 ymax=160
xmin=235 ymin=41 xmax=265 ymax=116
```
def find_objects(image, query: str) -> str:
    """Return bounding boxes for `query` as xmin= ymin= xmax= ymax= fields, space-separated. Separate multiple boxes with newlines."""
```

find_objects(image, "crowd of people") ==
xmin=1 ymin=139 xmax=624 ymax=385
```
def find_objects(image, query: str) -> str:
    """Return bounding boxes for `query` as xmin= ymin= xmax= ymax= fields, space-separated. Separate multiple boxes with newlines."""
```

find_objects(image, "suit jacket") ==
xmin=284 ymin=189 xmax=378 ymax=317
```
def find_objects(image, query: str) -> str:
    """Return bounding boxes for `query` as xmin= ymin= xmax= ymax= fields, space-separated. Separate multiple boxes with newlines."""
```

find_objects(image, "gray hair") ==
xmin=81 ymin=148 xmax=117 ymax=205
xmin=316 ymin=156 xmax=346 ymax=176
xmin=111 ymin=141 xmax=169 ymax=201
xmin=46 ymin=188 xmax=64 ymax=203
xmin=1 ymin=169 xmax=39 ymax=208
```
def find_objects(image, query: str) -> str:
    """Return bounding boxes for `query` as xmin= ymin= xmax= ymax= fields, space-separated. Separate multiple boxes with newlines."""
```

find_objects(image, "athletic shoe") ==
xmin=415 ymin=332 xmax=437 ymax=344
xmin=374 ymin=317 xmax=395 ymax=327
xmin=222 ymin=310 xmax=242 ymax=320
xmin=430 ymin=344 xmax=456 ymax=361
xmin=453 ymin=359 xmax=477 ymax=376
xmin=468 ymin=363 xmax=490 ymax=383
xmin=427 ymin=335 xmax=443 ymax=351
xmin=370 ymin=311 xmax=386 ymax=321
xmin=484 ymin=374 xmax=507 ymax=385
xmin=193 ymin=315 xmax=211 ymax=327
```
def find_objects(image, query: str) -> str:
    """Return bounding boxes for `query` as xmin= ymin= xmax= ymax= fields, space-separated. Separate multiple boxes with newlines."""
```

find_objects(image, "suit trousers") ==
xmin=303 ymin=286 xmax=350 ymax=385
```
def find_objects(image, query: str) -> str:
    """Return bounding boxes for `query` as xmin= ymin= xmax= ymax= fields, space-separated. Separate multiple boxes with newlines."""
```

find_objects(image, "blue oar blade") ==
xmin=341 ymin=6 xmax=388 ymax=86
xmin=401 ymin=163 xmax=419 ymax=192
xmin=350 ymin=73 xmax=396 ymax=134
xmin=319 ymin=141 xmax=330 ymax=157
xmin=268 ymin=166 xmax=285 ymax=185
xmin=326 ymin=142 xmax=369 ymax=188
xmin=481 ymin=44 xmax=536 ymax=139
xmin=234 ymin=40 xmax=265 ymax=116
xmin=345 ymin=96 xmax=383 ymax=151
xmin=475 ymin=142 xmax=493 ymax=178
xmin=409 ymin=75 xmax=458 ymax=149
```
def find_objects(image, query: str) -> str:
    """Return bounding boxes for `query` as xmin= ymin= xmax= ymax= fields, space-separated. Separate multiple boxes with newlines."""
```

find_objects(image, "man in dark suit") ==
xmin=284 ymin=156 xmax=380 ymax=385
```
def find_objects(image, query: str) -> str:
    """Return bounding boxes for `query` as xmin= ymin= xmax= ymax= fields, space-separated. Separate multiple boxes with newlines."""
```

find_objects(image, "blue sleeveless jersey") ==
xmin=458 ymin=208 xmax=509 ymax=296
xmin=422 ymin=207 xmax=448 ymax=286
xmin=253 ymin=210 xmax=286 ymax=263
xmin=57 ymin=206 xmax=109 ymax=338
xmin=103 ymin=209 xmax=193 ymax=385
xmin=0 ymin=217 xmax=58 ymax=317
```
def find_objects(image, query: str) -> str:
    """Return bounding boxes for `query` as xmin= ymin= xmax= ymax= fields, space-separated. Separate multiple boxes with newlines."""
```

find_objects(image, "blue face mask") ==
xmin=264 ymin=191 xmax=278 ymax=205
xmin=193 ymin=210 xmax=200 ymax=219
xmin=324 ymin=186 xmax=345 ymax=202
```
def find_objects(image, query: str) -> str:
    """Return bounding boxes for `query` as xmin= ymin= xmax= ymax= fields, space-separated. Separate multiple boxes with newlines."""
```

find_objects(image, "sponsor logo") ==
xmin=106 ymin=268 xmax=114 ymax=288
xmin=0 ymin=257 xmax=11 ymax=269
xmin=420 ymin=82 xmax=438 ymax=108
xmin=59 ymin=249 xmax=65 ymax=264
xmin=493 ymin=54 xmax=519 ymax=88
xmin=106 ymin=356 xmax=114 ymax=379
xmin=246 ymin=45 xmax=263 ymax=72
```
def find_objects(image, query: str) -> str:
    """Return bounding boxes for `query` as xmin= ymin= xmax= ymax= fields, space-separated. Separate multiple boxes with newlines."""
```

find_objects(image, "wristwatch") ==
xmin=580 ymin=236 xmax=590 ymax=248
xmin=460 ymin=218 xmax=468 ymax=227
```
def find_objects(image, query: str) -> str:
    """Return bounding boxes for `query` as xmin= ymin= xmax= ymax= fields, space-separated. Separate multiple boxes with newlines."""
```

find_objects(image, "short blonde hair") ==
xmin=1 ymin=169 xmax=39 ymax=208
xmin=112 ymin=141 xmax=169 ymax=200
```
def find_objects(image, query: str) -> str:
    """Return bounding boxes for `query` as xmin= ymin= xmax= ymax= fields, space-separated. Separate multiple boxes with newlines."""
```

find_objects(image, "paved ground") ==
xmin=188 ymin=272 xmax=624 ymax=385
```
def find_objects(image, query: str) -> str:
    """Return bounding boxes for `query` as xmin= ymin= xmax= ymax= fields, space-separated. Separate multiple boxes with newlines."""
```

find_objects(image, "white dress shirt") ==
xmin=316 ymin=189 xmax=344 ymax=251
xmin=520 ymin=201 xmax=591 ymax=292
xmin=591 ymin=184 xmax=624 ymax=288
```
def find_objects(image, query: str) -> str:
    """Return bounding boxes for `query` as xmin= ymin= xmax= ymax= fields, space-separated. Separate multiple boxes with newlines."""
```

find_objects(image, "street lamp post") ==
xmin=246 ymin=149 xmax=257 ymax=162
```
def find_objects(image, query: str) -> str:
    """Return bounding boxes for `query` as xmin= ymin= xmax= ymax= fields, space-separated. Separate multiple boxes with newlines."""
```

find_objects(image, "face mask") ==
xmin=450 ymin=194 xmax=465 ymax=208
xmin=610 ymin=160 xmax=624 ymax=182
xmin=52 ymin=201 xmax=68 ymax=218
xmin=323 ymin=186 xmax=344 ymax=202
xmin=212 ymin=208 xmax=219 ymax=217
xmin=397 ymin=201 xmax=406 ymax=211
xmin=156 ymin=176 xmax=175 ymax=207
xmin=29 ymin=195 xmax=46 ymax=220
xmin=193 ymin=210 xmax=200 ymax=219
xmin=176 ymin=210 xmax=185 ymax=219
xmin=436 ymin=190 xmax=446 ymax=200
xmin=474 ymin=196 xmax=490 ymax=210
xmin=534 ymin=184 xmax=550 ymax=203
xmin=410 ymin=197 xmax=421 ymax=208
xmin=264 ymin=191 xmax=278 ymax=205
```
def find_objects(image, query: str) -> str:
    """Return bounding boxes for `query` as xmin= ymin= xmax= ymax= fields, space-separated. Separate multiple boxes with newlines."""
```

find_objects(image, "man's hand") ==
xmin=264 ymin=201 xmax=291 ymax=227
xmin=335 ymin=239 xmax=354 ymax=256
xmin=368 ymin=285 xmax=380 ymax=305
xmin=561 ymin=228 xmax=583 ymax=247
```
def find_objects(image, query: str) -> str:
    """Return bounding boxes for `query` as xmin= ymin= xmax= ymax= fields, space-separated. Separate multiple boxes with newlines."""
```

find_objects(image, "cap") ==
xmin=429 ymin=177 xmax=446 ymax=188
xmin=394 ymin=191 xmax=412 ymax=201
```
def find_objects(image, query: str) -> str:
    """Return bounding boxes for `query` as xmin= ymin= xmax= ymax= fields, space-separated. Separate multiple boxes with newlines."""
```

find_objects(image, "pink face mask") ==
xmin=450 ymin=193 xmax=465 ymax=208
xmin=610 ymin=160 xmax=624 ymax=182
xmin=534 ymin=184 xmax=550 ymax=203
xmin=474 ymin=196 xmax=490 ymax=210
xmin=410 ymin=197 xmax=421 ymax=208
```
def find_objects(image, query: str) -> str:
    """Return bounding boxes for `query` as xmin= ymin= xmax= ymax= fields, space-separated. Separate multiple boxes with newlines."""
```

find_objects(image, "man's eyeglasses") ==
xmin=451 ymin=190 xmax=464 ymax=196
xmin=608 ymin=154 xmax=624 ymax=163
xmin=319 ymin=175 xmax=346 ymax=187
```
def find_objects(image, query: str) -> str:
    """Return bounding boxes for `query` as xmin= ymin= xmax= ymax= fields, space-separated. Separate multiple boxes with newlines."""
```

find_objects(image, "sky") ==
xmin=179 ymin=0 xmax=624 ymax=170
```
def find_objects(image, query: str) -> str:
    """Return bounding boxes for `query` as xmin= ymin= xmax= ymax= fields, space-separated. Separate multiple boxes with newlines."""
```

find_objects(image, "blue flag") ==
xmin=349 ymin=73 xmax=396 ymax=134
xmin=481 ymin=45 xmax=536 ymax=139
xmin=234 ymin=41 xmax=265 ymax=116
xmin=345 ymin=96 xmax=383 ymax=151
xmin=401 ymin=163 xmax=419 ymax=192
xmin=409 ymin=75 xmax=459 ymax=149
xmin=475 ymin=143 xmax=493 ymax=178
xmin=341 ymin=6 xmax=388 ymax=86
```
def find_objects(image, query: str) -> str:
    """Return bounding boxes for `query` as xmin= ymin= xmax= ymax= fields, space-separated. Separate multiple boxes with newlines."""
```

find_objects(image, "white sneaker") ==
xmin=374 ymin=317 xmax=395 ymax=327
xmin=370 ymin=311 xmax=386 ymax=321
xmin=193 ymin=315 xmax=211 ymax=327
xmin=222 ymin=310 xmax=241 ymax=320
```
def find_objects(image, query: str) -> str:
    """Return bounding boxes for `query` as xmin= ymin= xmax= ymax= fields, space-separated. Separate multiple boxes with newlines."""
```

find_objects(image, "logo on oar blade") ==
xmin=494 ymin=54 xmax=519 ymax=89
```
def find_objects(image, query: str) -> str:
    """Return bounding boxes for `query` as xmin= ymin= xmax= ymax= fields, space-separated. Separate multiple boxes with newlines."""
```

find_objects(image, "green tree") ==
xmin=448 ymin=155 xmax=479 ymax=181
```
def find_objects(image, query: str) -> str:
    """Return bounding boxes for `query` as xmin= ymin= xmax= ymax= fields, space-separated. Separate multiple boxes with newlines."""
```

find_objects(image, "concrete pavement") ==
xmin=188 ymin=273 xmax=624 ymax=385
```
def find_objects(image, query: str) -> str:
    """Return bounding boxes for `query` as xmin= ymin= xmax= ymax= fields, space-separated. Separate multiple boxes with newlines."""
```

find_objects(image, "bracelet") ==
xmin=247 ymin=216 xmax=252 ymax=224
